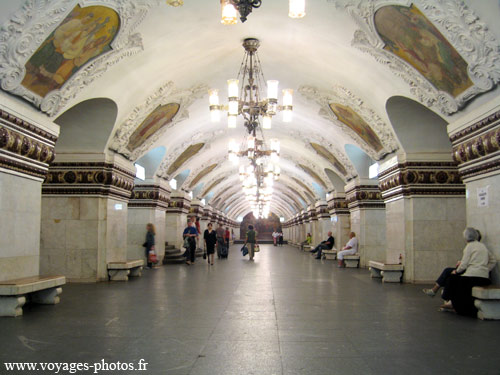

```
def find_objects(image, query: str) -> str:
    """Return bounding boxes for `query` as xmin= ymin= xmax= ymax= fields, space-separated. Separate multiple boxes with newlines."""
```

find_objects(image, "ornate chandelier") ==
xmin=220 ymin=1 xmax=306 ymax=25
xmin=208 ymin=38 xmax=293 ymax=133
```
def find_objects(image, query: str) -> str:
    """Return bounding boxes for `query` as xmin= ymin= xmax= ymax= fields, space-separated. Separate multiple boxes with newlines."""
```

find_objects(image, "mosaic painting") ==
xmin=22 ymin=5 xmax=119 ymax=98
xmin=310 ymin=143 xmax=348 ymax=176
xmin=374 ymin=4 xmax=473 ymax=98
xmin=298 ymin=164 xmax=327 ymax=189
xmin=166 ymin=143 xmax=204 ymax=176
xmin=329 ymin=103 xmax=383 ymax=152
xmin=189 ymin=164 xmax=217 ymax=188
xmin=127 ymin=103 xmax=180 ymax=151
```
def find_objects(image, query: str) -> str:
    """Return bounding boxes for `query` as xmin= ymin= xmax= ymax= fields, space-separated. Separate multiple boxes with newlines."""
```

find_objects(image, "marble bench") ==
xmin=368 ymin=261 xmax=404 ymax=283
xmin=302 ymin=244 xmax=312 ymax=252
xmin=322 ymin=249 xmax=337 ymax=260
xmin=107 ymin=260 xmax=144 ymax=281
xmin=0 ymin=275 xmax=66 ymax=317
xmin=344 ymin=254 xmax=360 ymax=268
xmin=472 ymin=285 xmax=500 ymax=320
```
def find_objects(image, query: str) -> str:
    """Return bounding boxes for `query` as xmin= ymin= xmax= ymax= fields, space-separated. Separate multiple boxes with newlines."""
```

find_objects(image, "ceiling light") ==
xmin=289 ymin=0 xmax=306 ymax=18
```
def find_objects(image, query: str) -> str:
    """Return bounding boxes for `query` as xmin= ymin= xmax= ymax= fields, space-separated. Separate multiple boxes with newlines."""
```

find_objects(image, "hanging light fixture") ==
xmin=221 ymin=0 xmax=238 ymax=25
xmin=288 ymin=0 xmax=306 ymax=18
xmin=221 ymin=0 xmax=262 ymax=24
xmin=209 ymin=38 xmax=293 ymax=133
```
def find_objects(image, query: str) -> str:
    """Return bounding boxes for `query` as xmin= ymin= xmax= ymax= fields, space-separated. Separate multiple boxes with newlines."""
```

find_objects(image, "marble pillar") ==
xmin=346 ymin=180 xmax=386 ymax=268
xmin=40 ymin=154 xmax=135 ymax=282
xmin=327 ymin=194 xmax=350 ymax=251
xmin=379 ymin=156 xmax=466 ymax=283
xmin=201 ymin=205 xmax=213 ymax=236
xmin=127 ymin=180 xmax=170 ymax=265
xmin=165 ymin=192 xmax=191 ymax=250
xmin=0 ymin=105 xmax=58 ymax=282
xmin=449 ymin=98 xmax=500 ymax=284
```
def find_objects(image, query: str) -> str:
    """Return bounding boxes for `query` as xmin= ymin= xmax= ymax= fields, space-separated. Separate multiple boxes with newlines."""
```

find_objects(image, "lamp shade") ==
xmin=209 ymin=89 xmax=219 ymax=105
xmin=227 ymin=115 xmax=237 ymax=128
xmin=289 ymin=0 xmax=306 ymax=18
xmin=267 ymin=80 xmax=279 ymax=100
xmin=282 ymin=89 xmax=293 ymax=106
xmin=227 ymin=79 xmax=239 ymax=98
xmin=262 ymin=115 xmax=272 ymax=129
xmin=221 ymin=0 xmax=238 ymax=24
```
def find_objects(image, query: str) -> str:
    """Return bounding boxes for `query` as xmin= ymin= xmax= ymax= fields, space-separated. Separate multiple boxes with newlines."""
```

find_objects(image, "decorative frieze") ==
xmin=166 ymin=195 xmax=190 ymax=214
xmin=0 ymin=109 xmax=57 ymax=180
xmin=42 ymin=162 xmax=134 ymax=200
xmin=378 ymin=162 xmax=465 ymax=201
xmin=450 ymin=110 xmax=500 ymax=181
xmin=328 ymin=197 xmax=350 ymax=215
xmin=345 ymin=185 xmax=384 ymax=210
xmin=129 ymin=183 xmax=170 ymax=209
xmin=315 ymin=201 xmax=331 ymax=219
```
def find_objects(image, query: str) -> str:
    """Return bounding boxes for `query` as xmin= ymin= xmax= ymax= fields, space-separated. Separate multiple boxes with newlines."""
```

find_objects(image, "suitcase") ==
xmin=220 ymin=245 xmax=228 ymax=258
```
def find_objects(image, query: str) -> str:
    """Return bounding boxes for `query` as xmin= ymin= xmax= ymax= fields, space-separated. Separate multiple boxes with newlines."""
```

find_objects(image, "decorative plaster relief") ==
xmin=338 ymin=0 xmax=500 ymax=114
xmin=299 ymin=85 xmax=399 ymax=160
xmin=0 ymin=0 xmax=157 ymax=116
xmin=110 ymin=81 xmax=208 ymax=160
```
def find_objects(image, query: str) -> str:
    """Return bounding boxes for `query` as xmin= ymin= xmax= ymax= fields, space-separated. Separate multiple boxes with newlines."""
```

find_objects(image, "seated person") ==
xmin=310 ymin=231 xmax=334 ymax=259
xmin=300 ymin=233 xmax=312 ymax=250
xmin=337 ymin=232 xmax=358 ymax=268
xmin=439 ymin=228 xmax=496 ymax=316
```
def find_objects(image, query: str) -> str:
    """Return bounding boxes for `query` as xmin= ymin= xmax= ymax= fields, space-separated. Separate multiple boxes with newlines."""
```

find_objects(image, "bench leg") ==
xmin=369 ymin=267 xmax=382 ymax=278
xmin=345 ymin=260 xmax=359 ymax=268
xmin=30 ymin=287 xmax=62 ymax=305
xmin=324 ymin=254 xmax=337 ymax=260
xmin=108 ymin=269 xmax=130 ymax=281
xmin=130 ymin=266 xmax=143 ymax=277
xmin=381 ymin=271 xmax=402 ymax=283
xmin=0 ymin=296 xmax=26 ymax=317
xmin=475 ymin=299 xmax=500 ymax=320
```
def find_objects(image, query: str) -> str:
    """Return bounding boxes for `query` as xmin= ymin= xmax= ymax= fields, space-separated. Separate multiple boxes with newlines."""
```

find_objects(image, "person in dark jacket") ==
xmin=204 ymin=222 xmax=217 ymax=265
xmin=144 ymin=223 xmax=156 ymax=268
xmin=183 ymin=220 xmax=198 ymax=265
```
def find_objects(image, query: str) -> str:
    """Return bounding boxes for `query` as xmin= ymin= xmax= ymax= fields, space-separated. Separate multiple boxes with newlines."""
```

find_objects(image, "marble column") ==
xmin=127 ymin=180 xmax=170 ymax=265
xmin=165 ymin=192 xmax=191 ymax=250
xmin=346 ymin=180 xmax=386 ymax=268
xmin=327 ymin=194 xmax=350 ymax=251
xmin=449 ymin=98 xmax=500 ymax=283
xmin=0 ymin=105 xmax=58 ymax=282
xmin=315 ymin=200 xmax=332 ymax=245
xmin=40 ymin=153 xmax=135 ymax=282
xmin=308 ymin=205 xmax=319 ymax=245
xmin=201 ymin=205 xmax=213 ymax=235
xmin=379 ymin=156 xmax=466 ymax=283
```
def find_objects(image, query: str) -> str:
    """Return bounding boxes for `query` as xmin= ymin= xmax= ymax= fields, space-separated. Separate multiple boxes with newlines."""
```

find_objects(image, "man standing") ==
xmin=310 ymin=231 xmax=335 ymax=259
xmin=183 ymin=220 xmax=198 ymax=265
xmin=225 ymin=227 xmax=231 ymax=250
xmin=337 ymin=232 xmax=358 ymax=268
xmin=216 ymin=223 xmax=225 ymax=259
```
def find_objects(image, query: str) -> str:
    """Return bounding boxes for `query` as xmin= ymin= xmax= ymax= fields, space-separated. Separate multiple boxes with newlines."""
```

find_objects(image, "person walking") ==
xmin=216 ymin=223 xmax=225 ymax=259
xmin=144 ymin=223 xmax=156 ymax=268
xmin=245 ymin=225 xmax=258 ymax=261
xmin=272 ymin=230 xmax=278 ymax=246
xmin=225 ymin=227 xmax=231 ymax=251
xmin=278 ymin=231 xmax=284 ymax=246
xmin=183 ymin=220 xmax=198 ymax=265
xmin=204 ymin=222 xmax=217 ymax=266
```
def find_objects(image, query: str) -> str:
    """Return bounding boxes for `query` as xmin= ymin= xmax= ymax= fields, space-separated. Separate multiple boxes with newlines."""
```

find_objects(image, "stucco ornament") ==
xmin=299 ymin=85 xmax=399 ymax=160
xmin=110 ymin=81 xmax=207 ymax=160
xmin=335 ymin=0 xmax=500 ymax=115
xmin=0 ymin=0 xmax=158 ymax=116
xmin=180 ymin=155 xmax=226 ymax=190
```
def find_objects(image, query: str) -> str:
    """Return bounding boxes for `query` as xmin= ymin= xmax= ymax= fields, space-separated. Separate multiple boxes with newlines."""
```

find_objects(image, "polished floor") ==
xmin=1 ymin=244 xmax=500 ymax=375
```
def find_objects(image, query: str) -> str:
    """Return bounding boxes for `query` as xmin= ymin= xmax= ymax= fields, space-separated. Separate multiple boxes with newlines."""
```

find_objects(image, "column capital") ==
xmin=328 ymin=196 xmax=350 ymax=215
xmin=167 ymin=192 xmax=191 ymax=214
xmin=345 ymin=183 xmax=384 ymax=210
xmin=129 ymin=180 xmax=171 ymax=209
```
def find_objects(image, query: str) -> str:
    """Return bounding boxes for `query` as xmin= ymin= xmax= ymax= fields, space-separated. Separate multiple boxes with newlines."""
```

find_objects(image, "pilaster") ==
xmin=165 ymin=191 xmax=191 ymax=249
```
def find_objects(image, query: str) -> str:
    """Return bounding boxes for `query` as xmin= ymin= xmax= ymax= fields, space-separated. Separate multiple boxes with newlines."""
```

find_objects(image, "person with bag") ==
xmin=244 ymin=224 xmax=258 ymax=261
xmin=183 ymin=220 xmax=198 ymax=265
xmin=143 ymin=223 xmax=156 ymax=269
xmin=204 ymin=222 xmax=217 ymax=266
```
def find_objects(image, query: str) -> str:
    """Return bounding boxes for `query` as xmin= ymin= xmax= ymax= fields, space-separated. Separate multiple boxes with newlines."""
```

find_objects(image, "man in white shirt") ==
xmin=337 ymin=232 xmax=358 ymax=268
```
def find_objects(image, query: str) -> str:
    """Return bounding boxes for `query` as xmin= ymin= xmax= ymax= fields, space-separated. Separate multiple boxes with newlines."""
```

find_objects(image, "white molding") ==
xmin=337 ymin=0 xmax=500 ymax=115
xmin=0 ymin=0 xmax=158 ymax=116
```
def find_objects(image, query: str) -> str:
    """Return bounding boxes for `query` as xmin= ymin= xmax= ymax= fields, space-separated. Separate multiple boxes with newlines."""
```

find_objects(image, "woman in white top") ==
xmin=337 ymin=232 xmax=358 ymax=268
xmin=441 ymin=228 xmax=496 ymax=316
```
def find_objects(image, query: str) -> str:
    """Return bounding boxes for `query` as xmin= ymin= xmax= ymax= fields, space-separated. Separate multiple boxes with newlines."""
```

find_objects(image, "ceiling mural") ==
xmin=310 ymin=142 xmax=348 ymax=176
xmin=188 ymin=163 xmax=218 ymax=189
xmin=0 ymin=0 xmax=153 ymax=116
xmin=22 ymin=5 xmax=120 ymax=99
xmin=166 ymin=143 xmax=204 ymax=176
xmin=202 ymin=177 xmax=225 ymax=197
xmin=374 ymin=4 xmax=473 ymax=99
xmin=342 ymin=0 xmax=500 ymax=114
xmin=329 ymin=103 xmax=384 ymax=152
xmin=126 ymin=103 xmax=180 ymax=151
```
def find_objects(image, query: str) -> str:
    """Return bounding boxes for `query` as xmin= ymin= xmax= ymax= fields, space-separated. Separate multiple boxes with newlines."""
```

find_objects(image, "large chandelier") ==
xmin=220 ymin=1 xmax=306 ymax=25
xmin=208 ymin=38 xmax=293 ymax=133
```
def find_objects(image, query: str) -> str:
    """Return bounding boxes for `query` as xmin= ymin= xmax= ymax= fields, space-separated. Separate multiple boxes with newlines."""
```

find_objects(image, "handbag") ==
xmin=241 ymin=245 xmax=248 ymax=256
xmin=183 ymin=236 xmax=190 ymax=249
xmin=148 ymin=249 xmax=158 ymax=264
xmin=203 ymin=250 xmax=207 ymax=260
xmin=254 ymin=244 xmax=260 ymax=252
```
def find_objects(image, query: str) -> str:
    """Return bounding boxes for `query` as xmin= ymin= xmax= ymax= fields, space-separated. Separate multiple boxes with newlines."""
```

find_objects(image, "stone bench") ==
xmin=368 ymin=261 xmax=404 ymax=283
xmin=344 ymin=254 xmax=360 ymax=268
xmin=472 ymin=285 xmax=500 ymax=320
xmin=107 ymin=260 xmax=144 ymax=281
xmin=322 ymin=249 xmax=337 ymax=260
xmin=0 ymin=275 xmax=66 ymax=317
xmin=301 ymin=244 xmax=312 ymax=251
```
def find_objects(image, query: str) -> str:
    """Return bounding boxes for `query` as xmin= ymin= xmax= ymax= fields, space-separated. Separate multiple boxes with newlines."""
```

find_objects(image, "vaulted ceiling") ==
xmin=1 ymin=0 xmax=499 ymax=220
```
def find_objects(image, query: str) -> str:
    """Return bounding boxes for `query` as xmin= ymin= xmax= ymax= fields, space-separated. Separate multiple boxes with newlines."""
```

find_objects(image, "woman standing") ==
xmin=204 ymin=222 xmax=217 ymax=265
xmin=245 ymin=225 xmax=258 ymax=261
xmin=144 ymin=223 xmax=156 ymax=268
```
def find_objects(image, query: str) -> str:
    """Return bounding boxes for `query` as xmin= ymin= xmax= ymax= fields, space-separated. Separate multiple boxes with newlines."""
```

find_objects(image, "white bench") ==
xmin=0 ymin=275 xmax=66 ymax=317
xmin=322 ymin=249 xmax=337 ymax=260
xmin=107 ymin=260 xmax=144 ymax=281
xmin=344 ymin=254 xmax=360 ymax=268
xmin=368 ymin=261 xmax=404 ymax=283
xmin=302 ymin=244 xmax=312 ymax=252
xmin=472 ymin=286 xmax=500 ymax=320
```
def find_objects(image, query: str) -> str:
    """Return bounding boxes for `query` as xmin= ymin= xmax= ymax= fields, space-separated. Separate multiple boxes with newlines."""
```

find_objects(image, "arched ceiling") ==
xmin=1 ymin=0 xmax=499 ymax=221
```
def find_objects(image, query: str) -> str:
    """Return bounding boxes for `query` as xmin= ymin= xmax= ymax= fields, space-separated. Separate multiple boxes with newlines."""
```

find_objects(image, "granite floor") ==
xmin=1 ymin=244 xmax=500 ymax=375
